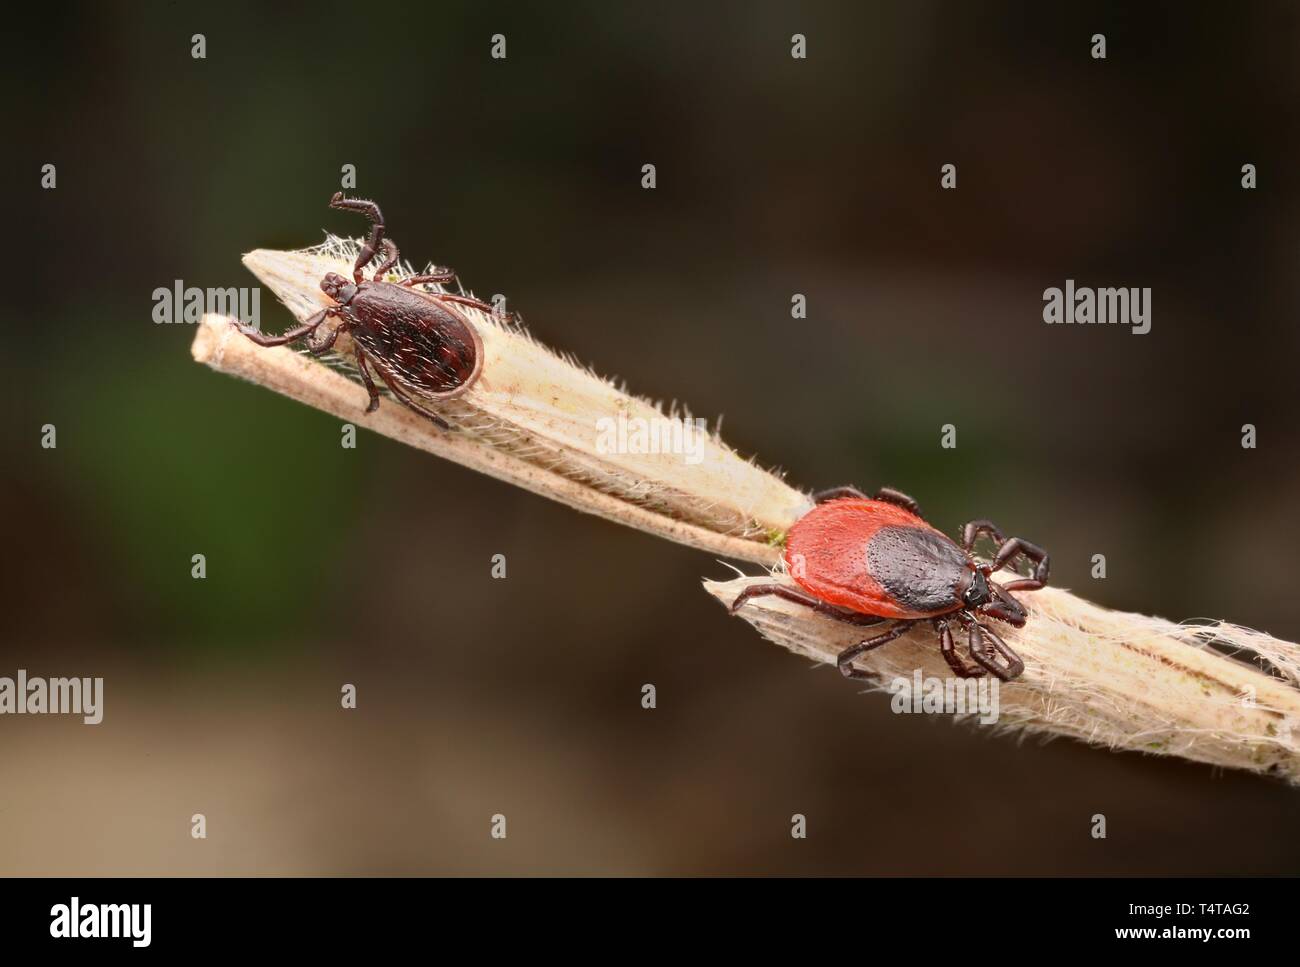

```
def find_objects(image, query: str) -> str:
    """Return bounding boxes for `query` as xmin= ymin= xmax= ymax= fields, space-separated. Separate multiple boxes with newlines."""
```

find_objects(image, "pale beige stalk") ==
xmin=191 ymin=235 xmax=1300 ymax=783
xmin=705 ymin=576 xmax=1300 ymax=783
xmin=194 ymin=237 xmax=809 ymax=565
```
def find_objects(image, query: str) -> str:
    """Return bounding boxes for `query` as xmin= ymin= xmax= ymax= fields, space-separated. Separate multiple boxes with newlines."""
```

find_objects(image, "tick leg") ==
xmin=368 ymin=356 xmax=453 ymax=431
xmin=370 ymin=238 xmax=400 ymax=281
xmin=232 ymin=309 xmax=328 ymax=347
xmin=399 ymin=269 xmax=459 ymax=287
xmin=873 ymin=487 xmax=921 ymax=516
xmin=960 ymin=519 xmax=1006 ymax=552
xmin=729 ymin=583 xmax=885 ymax=627
xmin=307 ymin=325 xmax=339 ymax=355
xmin=963 ymin=618 xmax=1025 ymax=681
xmin=330 ymin=192 xmax=388 ymax=283
xmin=401 ymin=281 xmax=508 ymax=318
xmin=354 ymin=347 xmax=381 ymax=413
xmin=982 ymin=584 xmax=1027 ymax=626
xmin=811 ymin=486 xmax=868 ymax=504
xmin=838 ymin=621 xmax=914 ymax=681
xmin=811 ymin=486 xmax=920 ymax=516
xmin=937 ymin=619 xmax=987 ymax=678
xmin=433 ymin=292 xmax=512 ymax=319
xmin=991 ymin=537 xmax=1050 ymax=591
xmin=306 ymin=314 xmax=345 ymax=355
xmin=399 ymin=271 xmax=511 ymax=319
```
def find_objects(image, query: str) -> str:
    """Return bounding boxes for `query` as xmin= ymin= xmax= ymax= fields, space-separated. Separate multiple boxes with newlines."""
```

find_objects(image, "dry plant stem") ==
xmin=192 ymin=236 xmax=1300 ymax=783
xmin=705 ymin=576 xmax=1300 ymax=783
xmin=192 ymin=239 xmax=816 ymax=566
xmin=192 ymin=312 xmax=785 ymax=564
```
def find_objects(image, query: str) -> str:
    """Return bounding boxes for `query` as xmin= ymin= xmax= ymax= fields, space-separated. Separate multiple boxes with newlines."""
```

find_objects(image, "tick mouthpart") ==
xmin=321 ymin=272 xmax=357 ymax=305
xmin=983 ymin=585 xmax=1028 ymax=627
xmin=960 ymin=567 xmax=992 ymax=608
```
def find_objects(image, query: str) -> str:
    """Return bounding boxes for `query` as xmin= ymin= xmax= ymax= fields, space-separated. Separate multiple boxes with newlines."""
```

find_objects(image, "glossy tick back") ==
xmin=234 ymin=193 xmax=493 ymax=430
xmin=731 ymin=486 xmax=1050 ymax=682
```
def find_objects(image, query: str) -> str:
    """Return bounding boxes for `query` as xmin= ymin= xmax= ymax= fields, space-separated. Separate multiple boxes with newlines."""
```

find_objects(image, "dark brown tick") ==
xmin=234 ymin=193 xmax=492 ymax=429
xmin=731 ymin=486 xmax=1050 ymax=682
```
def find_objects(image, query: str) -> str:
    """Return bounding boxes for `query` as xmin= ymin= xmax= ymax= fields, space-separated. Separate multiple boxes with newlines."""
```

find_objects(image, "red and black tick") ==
xmin=234 ymin=193 xmax=492 ymax=429
xmin=731 ymin=486 xmax=1049 ymax=682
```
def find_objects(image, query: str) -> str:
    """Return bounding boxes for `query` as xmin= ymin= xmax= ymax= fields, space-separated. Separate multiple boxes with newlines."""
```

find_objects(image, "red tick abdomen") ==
xmin=784 ymin=498 xmax=955 ymax=620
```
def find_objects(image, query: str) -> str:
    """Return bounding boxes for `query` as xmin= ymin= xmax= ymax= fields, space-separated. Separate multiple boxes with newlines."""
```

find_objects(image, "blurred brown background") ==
xmin=3 ymin=1 xmax=1298 ymax=874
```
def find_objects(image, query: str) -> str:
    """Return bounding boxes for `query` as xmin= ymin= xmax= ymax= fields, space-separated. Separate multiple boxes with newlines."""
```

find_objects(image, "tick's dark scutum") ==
xmin=866 ymin=525 xmax=967 ymax=615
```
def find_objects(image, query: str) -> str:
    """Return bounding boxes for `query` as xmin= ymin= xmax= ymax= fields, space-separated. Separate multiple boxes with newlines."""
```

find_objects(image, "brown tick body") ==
xmin=234 ymin=193 xmax=492 ymax=429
